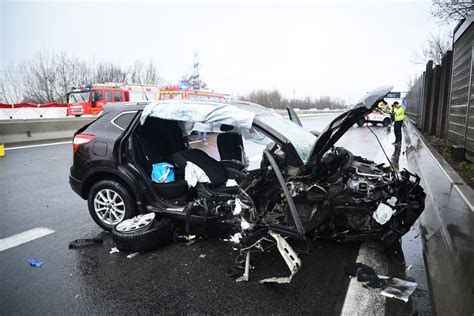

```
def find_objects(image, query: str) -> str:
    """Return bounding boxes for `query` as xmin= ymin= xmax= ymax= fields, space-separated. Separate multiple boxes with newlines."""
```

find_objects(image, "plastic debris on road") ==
xmin=345 ymin=262 xmax=386 ymax=288
xmin=199 ymin=254 xmax=206 ymax=258
xmin=127 ymin=252 xmax=139 ymax=259
xmin=109 ymin=247 xmax=119 ymax=254
xmin=28 ymin=258 xmax=44 ymax=267
xmin=68 ymin=238 xmax=103 ymax=249
xmin=345 ymin=263 xmax=418 ymax=302
xmin=381 ymin=278 xmax=418 ymax=302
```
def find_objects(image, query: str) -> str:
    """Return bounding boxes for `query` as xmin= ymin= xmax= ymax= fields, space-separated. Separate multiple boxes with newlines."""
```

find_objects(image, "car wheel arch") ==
xmin=82 ymin=171 xmax=142 ymax=209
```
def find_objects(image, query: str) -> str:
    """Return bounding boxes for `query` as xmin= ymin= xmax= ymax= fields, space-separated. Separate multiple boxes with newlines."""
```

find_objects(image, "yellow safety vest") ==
xmin=394 ymin=107 xmax=405 ymax=121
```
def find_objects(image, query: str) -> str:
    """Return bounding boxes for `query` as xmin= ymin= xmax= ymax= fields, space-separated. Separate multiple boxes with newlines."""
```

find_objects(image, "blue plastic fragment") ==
xmin=28 ymin=258 xmax=44 ymax=267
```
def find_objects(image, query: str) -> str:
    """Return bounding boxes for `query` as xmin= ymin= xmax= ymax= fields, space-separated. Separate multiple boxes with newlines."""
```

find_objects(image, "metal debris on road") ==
xmin=109 ymin=247 xmax=119 ymax=254
xmin=127 ymin=252 xmax=140 ymax=259
xmin=381 ymin=278 xmax=418 ymax=302
xmin=258 ymin=231 xmax=302 ymax=284
xmin=199 ymin=254 xmax=206 ymax=258
xmin=406 ymin=264 xmax=413 ymax=271
xmin=68 ymin=238 xmax=103 ymax=249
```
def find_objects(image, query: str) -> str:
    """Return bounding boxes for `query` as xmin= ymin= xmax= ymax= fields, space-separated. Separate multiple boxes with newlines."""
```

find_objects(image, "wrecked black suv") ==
xmin=70 ymin=85 xmax=425 ymax=283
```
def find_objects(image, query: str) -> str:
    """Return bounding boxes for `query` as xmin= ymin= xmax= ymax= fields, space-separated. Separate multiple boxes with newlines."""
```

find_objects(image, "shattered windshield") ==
xmin=257 ymin=114 xmax=317 ymax=164
xmin=68 ymin=92 xmax=90 ymax=103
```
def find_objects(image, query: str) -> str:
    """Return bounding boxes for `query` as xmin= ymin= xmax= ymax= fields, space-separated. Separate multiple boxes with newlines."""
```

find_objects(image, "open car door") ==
xmin=287 ymin=107 xmax=302 ymax=127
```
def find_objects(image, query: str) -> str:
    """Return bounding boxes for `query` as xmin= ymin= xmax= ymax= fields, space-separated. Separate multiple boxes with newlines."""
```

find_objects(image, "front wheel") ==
xmin=357 ymin=120 xmax=365 ymax=126
xmin=371 ymin=122 xmax=378 ymax=126
xmin=88 ymin=180 xmax=136 ymax=231
xmin=111 ymin=214 xmax=174 ymax=252
xmin=382 ymin=118 xmax=391 ymax=126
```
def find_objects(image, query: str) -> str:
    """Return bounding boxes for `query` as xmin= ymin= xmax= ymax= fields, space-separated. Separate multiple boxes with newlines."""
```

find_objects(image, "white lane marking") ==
xmin=342 ymin=135 xmax=391 ymax=315
xmin=0 ymin=227 xmax=55 ymax=252
xmin=5 ymin=141 xmax=72 ymax=151
xmin=341 ymin=241 xmax=387 ymax=315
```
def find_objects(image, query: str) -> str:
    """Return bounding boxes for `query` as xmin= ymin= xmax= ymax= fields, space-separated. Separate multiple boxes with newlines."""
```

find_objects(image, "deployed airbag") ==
xmin=140 ymin=100 xmax=255 ymax=132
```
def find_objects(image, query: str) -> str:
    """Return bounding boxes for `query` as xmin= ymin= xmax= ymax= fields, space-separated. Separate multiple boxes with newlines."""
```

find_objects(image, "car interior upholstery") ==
xmin=217 ymin=124 xmax=244 ymax=162
xmin=134 ymin=118 xmax=242 ymax=200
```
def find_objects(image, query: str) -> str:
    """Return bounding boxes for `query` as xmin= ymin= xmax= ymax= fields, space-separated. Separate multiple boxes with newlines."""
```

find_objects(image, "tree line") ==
xmin=0 ymin=51 xmax=162 ymax=104
xmin=239 ymin=89 xmax=347 ymax=110
xmin=0 ymin=51 xmax=347 ymax=109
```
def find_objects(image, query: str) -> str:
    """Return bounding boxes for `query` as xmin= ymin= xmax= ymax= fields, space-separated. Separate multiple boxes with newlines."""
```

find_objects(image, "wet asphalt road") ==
xmin=0 ymin=115 xmax=430 ymax=314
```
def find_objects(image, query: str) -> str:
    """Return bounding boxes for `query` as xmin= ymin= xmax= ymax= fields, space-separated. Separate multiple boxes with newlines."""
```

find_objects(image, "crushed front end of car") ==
xmin=136 ymin=85 xmax=426 ymax=284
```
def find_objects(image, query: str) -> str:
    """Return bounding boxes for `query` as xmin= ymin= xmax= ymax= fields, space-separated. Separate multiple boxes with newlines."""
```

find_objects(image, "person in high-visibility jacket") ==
xmin=392 ymin=101 xmax=405 ymax=145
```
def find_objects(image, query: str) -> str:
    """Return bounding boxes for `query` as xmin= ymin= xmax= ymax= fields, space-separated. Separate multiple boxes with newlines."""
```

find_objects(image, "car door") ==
xmin=287 ymin=107 xmax=302 ymax=127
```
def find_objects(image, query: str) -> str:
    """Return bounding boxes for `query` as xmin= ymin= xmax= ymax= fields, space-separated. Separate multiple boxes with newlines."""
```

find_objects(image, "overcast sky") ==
xmin=0 ymin=0 xmax=453 ymax=103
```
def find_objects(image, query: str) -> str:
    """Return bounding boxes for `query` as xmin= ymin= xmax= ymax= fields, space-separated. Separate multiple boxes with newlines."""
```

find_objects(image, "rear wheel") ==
xmin=382 ymin=118 xmax=391 ymax=126
xmin=88 ymin=180 xmax=136 ymax=231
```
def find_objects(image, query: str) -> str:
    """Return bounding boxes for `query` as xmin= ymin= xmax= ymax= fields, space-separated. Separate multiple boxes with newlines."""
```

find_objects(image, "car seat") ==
xmin=172 ymin=149 xmax=241 ymax=198
xmin=216 ymin=124 xmax=244 ymax=163
xmin=135 ymin=118 xmax=190 ymax=200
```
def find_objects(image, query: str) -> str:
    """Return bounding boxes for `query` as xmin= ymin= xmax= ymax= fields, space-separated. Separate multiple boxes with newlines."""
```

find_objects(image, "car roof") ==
xmin=102 ymin=102 xmax=149 ymax=113
xmin=104 ymin=99 xmax=276 ymax=114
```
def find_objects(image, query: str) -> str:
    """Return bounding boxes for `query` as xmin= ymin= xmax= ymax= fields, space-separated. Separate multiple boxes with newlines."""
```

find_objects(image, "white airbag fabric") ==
xmin=184 ymin=161 xmax=210 ymax=188
xmin=140 ymin=100 xmax=255 ymax=131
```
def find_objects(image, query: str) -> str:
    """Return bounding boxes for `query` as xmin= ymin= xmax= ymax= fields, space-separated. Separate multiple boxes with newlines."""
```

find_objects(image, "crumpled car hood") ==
xmin=308 ymin=85 xmax=394 ymax=165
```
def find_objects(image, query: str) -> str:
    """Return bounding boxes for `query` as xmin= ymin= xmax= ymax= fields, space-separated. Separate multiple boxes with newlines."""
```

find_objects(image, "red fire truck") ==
xmin=67 ymin=84 xmax=159 ymax=116
xmin=158 ymin=85 xmax=229 ymax=101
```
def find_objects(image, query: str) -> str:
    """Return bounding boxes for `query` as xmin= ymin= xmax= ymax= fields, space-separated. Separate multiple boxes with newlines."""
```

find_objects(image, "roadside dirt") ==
xmin=426 ymin=136 xmax=474 ymax=188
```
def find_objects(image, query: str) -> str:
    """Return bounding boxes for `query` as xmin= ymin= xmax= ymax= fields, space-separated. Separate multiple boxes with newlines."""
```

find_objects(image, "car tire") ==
xmin=88 ymin=180 xmax=136 ymax=231
xmin=382 ymin=118 xmax=391 ymax=126
xmin=371 ymin=122 xmax=378 ymax=126
xmin=357 ymin=120 xmax=365 ymax=126
xmin=111 ymin=217 xmax=174 ymax=252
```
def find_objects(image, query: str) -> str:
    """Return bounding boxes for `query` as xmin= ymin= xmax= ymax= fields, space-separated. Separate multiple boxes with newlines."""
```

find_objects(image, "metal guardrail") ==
xmin=404 ymin=120 xmax=474 ymax=315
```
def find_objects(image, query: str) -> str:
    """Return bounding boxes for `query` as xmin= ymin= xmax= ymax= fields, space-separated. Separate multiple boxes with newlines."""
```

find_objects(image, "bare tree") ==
xmin=241 ymin=89 xmax=346 ymax=110
xmin=11 ymin=51 xmax=91 ymax=103
xmin=432 ymin=0 xmax=473 ymax=22
xmin=412 ymin=33 xmax=451 ymax=65
xmin=93 ymin=62 xmax=127 ymax=84
xmin=55 ymin=53 xmax=92 ymax=102
xmin=0 ymin=65 xmax=25 ymax=103
xmin=18 ymin=51 xmax=60 ymax=103
xmin=128 ymin=60 xmax=162 ymax=85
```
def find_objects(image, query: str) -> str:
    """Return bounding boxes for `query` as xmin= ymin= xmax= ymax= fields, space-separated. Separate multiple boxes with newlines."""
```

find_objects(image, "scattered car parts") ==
xmin=111 ymin=214 xmax=174 ymax=252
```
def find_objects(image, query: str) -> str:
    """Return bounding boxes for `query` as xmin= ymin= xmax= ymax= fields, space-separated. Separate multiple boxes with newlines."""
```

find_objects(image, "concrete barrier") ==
xmin=0 ymin=117 xmax=95 ymax=145
xmin=404 ymin=120 xmax=474 ymax=315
